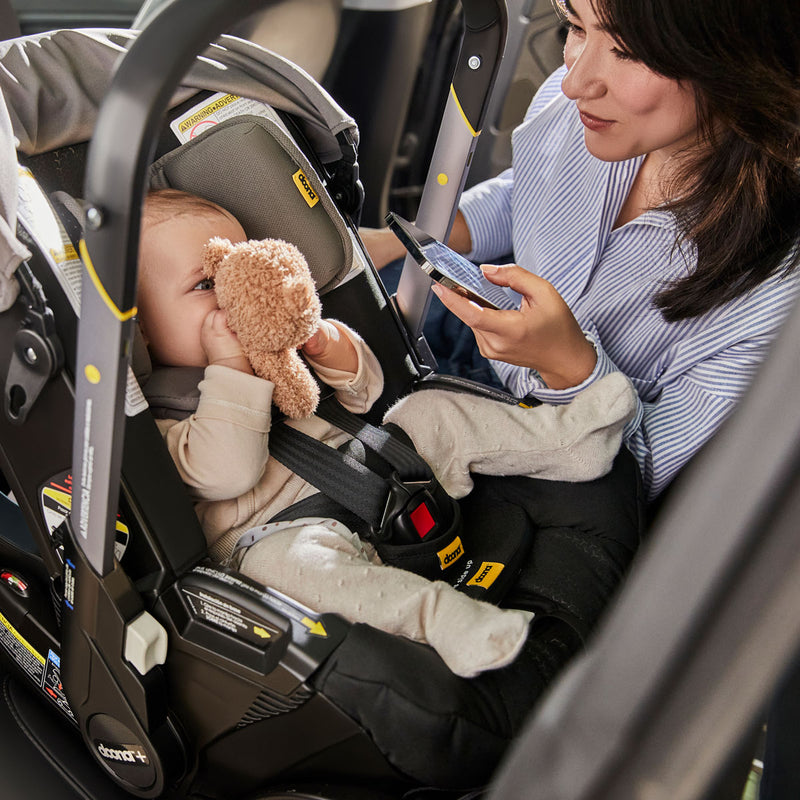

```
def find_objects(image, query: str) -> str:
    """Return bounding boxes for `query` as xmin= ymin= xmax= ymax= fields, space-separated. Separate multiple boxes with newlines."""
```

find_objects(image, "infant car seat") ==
xmin=0 ymin=2 xmax=524 ymax=799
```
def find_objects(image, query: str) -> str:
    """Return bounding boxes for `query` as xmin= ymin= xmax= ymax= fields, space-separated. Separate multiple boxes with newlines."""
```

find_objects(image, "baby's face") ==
xmin=138 ymin=212 xmax=246 ymax=367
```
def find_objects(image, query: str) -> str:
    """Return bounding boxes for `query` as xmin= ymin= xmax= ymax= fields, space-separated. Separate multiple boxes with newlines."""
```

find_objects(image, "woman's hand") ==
xmin=432 ymin=264 xmax=597 ymax=390
xmin=201 ymin=310 xmax=253 ymax=374
xmin=302 ymin=319 xmax=359 ymax=374
xmin=358 ymin=226 xmax=406 ymax=270
xmin=359 ymin=211 xmax=473 ymax=270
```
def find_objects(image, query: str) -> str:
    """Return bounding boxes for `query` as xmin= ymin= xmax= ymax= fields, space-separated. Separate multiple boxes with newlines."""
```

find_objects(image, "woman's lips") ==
xmin=578 ymin=109 xmax=614 ymax=131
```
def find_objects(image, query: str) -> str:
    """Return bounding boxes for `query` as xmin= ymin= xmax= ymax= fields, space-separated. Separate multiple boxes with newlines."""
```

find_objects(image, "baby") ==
xmin=137 ymin=189 xmax=383 ymax=556
xmin=136 ymin=188 xmax=535 ymax=677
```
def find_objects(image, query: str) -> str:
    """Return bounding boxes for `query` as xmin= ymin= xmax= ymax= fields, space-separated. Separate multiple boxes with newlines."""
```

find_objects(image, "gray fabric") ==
xmin=132 ymin=0 xmax=175 ymax=27
xmin=150 ymin=115 xmax=353 ymax=293
xmin=0 ymin=28 xmax=357 ymax=160
xmin=0 ymin=25 xmax=358 ymax=309
xmin=0 ymin=92 xmax=30 ymax=311
xmin=0 ymin=0 xmax=19 ymax=39
xmin=143 ymin=366 xmax=204 ymax=421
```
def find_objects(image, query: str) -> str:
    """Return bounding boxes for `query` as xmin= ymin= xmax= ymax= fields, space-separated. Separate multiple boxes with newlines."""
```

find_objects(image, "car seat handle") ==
xmin=75 ymin=0 xmax=271 ymax=578
xmin=394 ymin=0 xmax=509 ymax=356
xmin=64 ymin=3 xmax=290 ymax=797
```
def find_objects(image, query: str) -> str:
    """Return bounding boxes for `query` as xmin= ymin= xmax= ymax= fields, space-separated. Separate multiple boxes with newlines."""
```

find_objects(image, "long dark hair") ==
xmin=588 ymin=0 xmax=800 ymax=320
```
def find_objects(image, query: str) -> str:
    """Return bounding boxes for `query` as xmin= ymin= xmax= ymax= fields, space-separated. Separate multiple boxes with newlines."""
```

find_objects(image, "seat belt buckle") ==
xmin=373 ymin=472 xmax=450 ymax=546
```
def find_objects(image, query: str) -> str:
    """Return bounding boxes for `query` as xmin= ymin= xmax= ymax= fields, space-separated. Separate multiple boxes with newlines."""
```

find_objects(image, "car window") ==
xmin=10 ymin=0 xmax=144 ymax=35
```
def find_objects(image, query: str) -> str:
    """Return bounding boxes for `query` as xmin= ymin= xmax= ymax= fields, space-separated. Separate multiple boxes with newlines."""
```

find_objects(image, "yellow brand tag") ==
xmin=466 ymin=561 xmax=504 ymax=590
xmin=292 ymin=169 xmax=319 ymax=208
xmin=437 ymin=536 xmax=464 ymax=570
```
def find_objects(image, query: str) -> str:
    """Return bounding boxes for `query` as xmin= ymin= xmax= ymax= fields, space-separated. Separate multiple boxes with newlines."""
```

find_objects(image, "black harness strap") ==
xmin=267 ymin=397 xmax=463 ymax=580
xmin=267 ymin=420 xmax=390 ymax=529
xmin=313 ymin=396 xmax=432 ymax=482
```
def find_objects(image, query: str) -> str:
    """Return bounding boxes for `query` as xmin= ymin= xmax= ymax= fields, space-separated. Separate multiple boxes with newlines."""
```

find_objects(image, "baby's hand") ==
xmin=201 ymin=310 xmax=253 ymax=374
xmin=302 ymin=319 xmax=358 ymax=374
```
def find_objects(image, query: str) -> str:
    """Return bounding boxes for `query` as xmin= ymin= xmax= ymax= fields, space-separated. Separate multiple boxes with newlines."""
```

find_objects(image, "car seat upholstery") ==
xmin=134 ymin=0 xmax=343 ymax=81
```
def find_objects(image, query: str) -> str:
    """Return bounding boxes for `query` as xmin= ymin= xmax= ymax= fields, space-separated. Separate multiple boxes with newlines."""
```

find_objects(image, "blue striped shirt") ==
xmin=459 ymin=66 xmax=800 ymax=499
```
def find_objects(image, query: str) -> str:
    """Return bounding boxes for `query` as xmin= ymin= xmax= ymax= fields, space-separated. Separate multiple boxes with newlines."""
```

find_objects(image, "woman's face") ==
xmin=560 ymin=0 xmax=699 ymax=165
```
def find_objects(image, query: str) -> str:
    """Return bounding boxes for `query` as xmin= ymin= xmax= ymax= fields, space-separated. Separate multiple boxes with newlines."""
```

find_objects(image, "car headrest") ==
xmin=149 ymin=114 xmax=353 ymax=295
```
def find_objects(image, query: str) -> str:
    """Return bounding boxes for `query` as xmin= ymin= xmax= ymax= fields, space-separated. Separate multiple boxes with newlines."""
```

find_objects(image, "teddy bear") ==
xmin=202 ymin=236 xmax=322 ymax=419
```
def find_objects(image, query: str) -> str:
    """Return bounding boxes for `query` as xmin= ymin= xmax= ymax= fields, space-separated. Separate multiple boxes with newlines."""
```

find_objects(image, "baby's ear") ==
xmin=202 ymin=237 xmax=233 ymax=277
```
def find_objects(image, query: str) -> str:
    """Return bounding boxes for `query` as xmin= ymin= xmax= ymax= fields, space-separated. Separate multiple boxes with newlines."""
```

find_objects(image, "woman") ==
xmin=364 ymin=0 xmax=800 ymax=501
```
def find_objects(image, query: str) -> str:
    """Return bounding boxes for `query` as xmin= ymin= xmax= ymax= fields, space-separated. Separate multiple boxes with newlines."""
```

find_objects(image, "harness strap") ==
xmin=268 ymin=421 xmax=389 ymax=529
xmin=268 ymin=398 xmax=458 ymax=550
xmin=314 ymin=395 xmax=432 ymax=482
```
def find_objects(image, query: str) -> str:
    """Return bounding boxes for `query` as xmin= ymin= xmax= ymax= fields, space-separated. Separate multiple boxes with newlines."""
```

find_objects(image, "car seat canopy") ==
xmin=0 ymin=26 xmax=362 ymax=309
xmin=0 ymin=29 xmax=357 ymax=160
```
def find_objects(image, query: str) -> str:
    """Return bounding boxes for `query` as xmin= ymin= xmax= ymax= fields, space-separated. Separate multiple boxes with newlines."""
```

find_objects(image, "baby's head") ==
xmin=137 ymin=189 xmax=246 ymax=367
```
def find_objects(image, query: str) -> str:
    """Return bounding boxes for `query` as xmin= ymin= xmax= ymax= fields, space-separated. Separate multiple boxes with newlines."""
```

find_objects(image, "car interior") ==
xmin=1 ymin=2 xmax=798 ymax=800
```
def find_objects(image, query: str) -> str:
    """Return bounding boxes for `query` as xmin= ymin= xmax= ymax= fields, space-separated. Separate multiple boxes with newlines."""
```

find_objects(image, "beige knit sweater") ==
xmin=156 ymin=324 xmax=384 ymax=562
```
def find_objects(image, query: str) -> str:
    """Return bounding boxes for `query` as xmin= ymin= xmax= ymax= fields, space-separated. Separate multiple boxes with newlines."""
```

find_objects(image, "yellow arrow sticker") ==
xmin=301 ymin=617 xmax=327 ymax=637
xmin=253 ymin=626 xmax=272 ymax=640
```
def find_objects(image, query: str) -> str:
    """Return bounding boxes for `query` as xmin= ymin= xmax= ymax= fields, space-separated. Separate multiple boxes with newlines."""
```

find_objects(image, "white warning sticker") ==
xmin=16 ymin=166 xmax=82 ymax=314
xmin=40 ymin=471 xmax=130 ymax=563
xmin=169 ymin=92 xmax=285 ymax=144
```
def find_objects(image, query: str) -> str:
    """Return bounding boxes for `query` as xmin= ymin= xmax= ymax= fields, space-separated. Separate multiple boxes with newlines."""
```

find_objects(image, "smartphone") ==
xmin=385 ymin=212 xmax=520 ymax=311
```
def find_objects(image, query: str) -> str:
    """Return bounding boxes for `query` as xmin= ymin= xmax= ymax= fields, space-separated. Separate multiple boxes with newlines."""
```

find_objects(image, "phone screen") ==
xmin=385 ymin=212 xmax=520 ymax=311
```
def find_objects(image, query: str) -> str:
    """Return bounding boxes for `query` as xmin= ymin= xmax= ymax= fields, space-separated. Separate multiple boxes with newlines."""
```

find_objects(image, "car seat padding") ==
xmin=311 ymin=622 xmax=517 ymax=790
xmin=311 ymin=450 xmax=644 ymax=789
xmin=150 ymin=115 xmax=352 ymax=295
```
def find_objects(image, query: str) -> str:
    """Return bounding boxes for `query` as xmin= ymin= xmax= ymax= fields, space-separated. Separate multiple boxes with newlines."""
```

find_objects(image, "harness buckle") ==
xmin=373 ymin=472 xmax=451 ymax=545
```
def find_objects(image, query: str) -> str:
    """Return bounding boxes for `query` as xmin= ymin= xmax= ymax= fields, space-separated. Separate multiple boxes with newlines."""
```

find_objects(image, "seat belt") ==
xmin=268 ymin=396 xmax=451 ymax=546
xmin=266 ymin=395 xmax=536 ymax=601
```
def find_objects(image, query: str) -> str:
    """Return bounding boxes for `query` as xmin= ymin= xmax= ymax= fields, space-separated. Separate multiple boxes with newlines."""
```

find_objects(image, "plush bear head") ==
xmin=202 ymin=237 xmax=322 ymax=419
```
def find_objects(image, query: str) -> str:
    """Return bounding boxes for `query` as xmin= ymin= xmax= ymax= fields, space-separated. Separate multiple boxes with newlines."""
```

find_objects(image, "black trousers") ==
xmin=313 ymin=447 xmax=645 ymax=789
xmin=759 ymin=647 xmax=800 ymax=800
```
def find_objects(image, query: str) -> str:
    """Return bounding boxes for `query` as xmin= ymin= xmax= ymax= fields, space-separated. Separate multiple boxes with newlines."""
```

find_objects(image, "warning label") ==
xmin=0 ymin=610 xmax=76 ymax=719
xmin=43 ymin=649 xmax=74 ymax=720
xmin=169 ymin=92 xmax=283 ymax=144
xmin=0 ymin=609 xmax=45 ymax=686
xmin=17 ymin=165 xmax=83 ymax=314
xmin=40 ymin=471 xmax=129 ymax=563
xmin=182 ymin=587 xmax=280 ymax=646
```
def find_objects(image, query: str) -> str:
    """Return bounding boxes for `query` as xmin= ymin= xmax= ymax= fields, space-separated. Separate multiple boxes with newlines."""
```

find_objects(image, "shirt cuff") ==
xmin=197 ymin=364 xmax=274 ymax=427
xmin=519 ymin=328 xmax=616 ymax=404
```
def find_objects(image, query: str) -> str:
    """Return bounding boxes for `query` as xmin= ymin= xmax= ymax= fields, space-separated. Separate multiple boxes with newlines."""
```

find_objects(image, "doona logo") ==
xmin=437 ymin=536 xmax=464 ymax=570
xmin=292 ymin=169 xmax=319 ymax=207
xmin=466 ymin=561 xmax=504 ymax=590
xmin=96 ymin=741 xmax=150 ymax=765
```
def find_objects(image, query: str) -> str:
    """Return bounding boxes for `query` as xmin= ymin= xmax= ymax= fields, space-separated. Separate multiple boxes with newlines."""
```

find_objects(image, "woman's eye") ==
xmin=193 ymin=277 xmax=214 ymax=291
xmin=565 ymin=20 xmax=584 ymax=37
xmin=611 ymin=45 xmax=637 ymax=62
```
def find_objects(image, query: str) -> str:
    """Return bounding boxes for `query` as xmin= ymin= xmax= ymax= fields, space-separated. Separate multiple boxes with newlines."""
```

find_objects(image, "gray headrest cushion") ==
xmin=149 ymin=115 xmax=352 ymax=295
